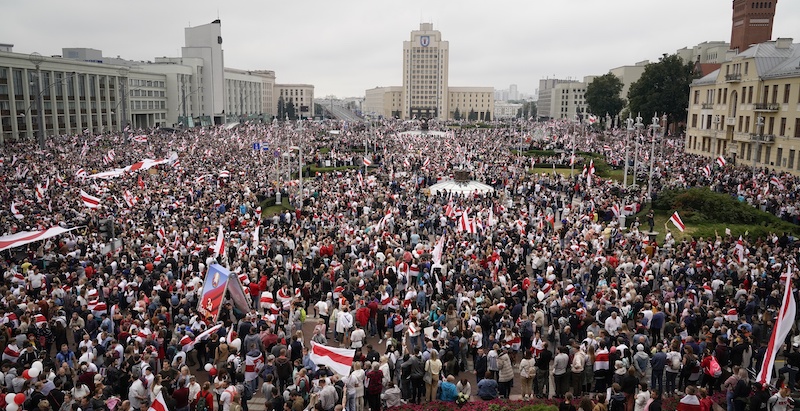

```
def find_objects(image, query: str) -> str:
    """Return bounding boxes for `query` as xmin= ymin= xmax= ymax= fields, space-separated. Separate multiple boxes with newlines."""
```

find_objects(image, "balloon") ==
xmin=29 ymin=368 xmax=40 ymax=378
xmin=229 ymin=338 xmax=242 ymax=352
xmin=5 ymin=393 xmax=16 ymax=405
xmin=7 ymin=403 xmax=19 ymax=411
xmin=209 ymin=367 xmax=218 ymax=377
xmin=31 ymin=361 xmax=43 ymax=371
xmin=204 ymin=363 xmax=213 ymax=372
xmin=537 ymin=291 xmax=545 ymax=302
xmin=14 ymin=393 xmax=25 ymax=405
xmin=22 ymin=369 xmax=30 ymax=379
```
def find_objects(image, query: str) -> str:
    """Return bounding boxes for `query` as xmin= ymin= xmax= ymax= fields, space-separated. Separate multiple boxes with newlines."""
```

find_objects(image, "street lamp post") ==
xmin=29 ymin=53 xmax=46 ymax=149
xmin=712 ymin=115 xmax=720 ymax=158
xmin=624 ymin=115 xmax=634 ymax=187
xmin=647 ymin=114 xmax=662 ymax=202
xmin=752 ymin=116 xmax=765 ymax=176
xmin=118 ymin=67 xmax=129 ymax=139
xmin=632 ymin=113 xmax=644 ymax=187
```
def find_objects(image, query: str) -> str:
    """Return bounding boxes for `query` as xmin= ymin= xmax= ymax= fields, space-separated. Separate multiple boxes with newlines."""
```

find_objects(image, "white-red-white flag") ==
xmin=10 ymin=202 xmax=23 ymax=220
xmin=431 ymin=234 xmax=445 ymax=265
xmin=363 ymin=157 xmax=372 ymax=167
xmin=212 ymin=225 xmax=225 ymax=258
xmin=80 ymin=190 xmax=101 ymax=209
xmin=423 ymin=157 xmax=430 ymax=168
xmin=756 ymin=267 xmax=796 ymax=386
xmin=309 ymin=341 xmax=355 ymax=376
xmin=147 ymin=388 xmax=168 ymax=411
xmin=668 ymin=211 xmax=685 ymax=232
xmin=123 ymin=190 xmax=137 ymax=208
xmin=715 ymin=156 xmax=727 ymax=168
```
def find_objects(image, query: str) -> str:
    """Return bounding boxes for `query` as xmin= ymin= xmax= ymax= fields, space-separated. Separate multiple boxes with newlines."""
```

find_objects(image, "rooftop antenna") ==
xmin=217 ymin=8 xmax=220 ymax=19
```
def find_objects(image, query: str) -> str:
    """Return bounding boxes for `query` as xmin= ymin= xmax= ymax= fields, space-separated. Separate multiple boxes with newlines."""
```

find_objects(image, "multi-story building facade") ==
xmin=0 ymin=51 xmax=131 ymax=143
xmin=402 ymin=23 xmax=449 ymax=119
xmin=364 ymin=87 xmax=402 ymax=118
xmin=537 ymin=77 xmax=593 ymax=120
xmin=275 ymin=84 xmax=315 ymax=119
xmin=367 ymin=24 xmax=493 ymax=120
xmin=730 ymin=0 xmax=777 ymax=53
xmin=685 ymin=38 xmax=800 ymax=175
xmin=1 ymin=19 xmax=310 ymax=141
xmin=494 ymin=101 xmax=523 ymax=120
xmin=448 ymin=87 xmax=494 ymax=120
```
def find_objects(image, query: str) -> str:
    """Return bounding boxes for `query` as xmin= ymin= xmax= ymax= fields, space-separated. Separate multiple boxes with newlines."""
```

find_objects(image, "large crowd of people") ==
xmin=0 ymin=117 xmax=798 ymax=411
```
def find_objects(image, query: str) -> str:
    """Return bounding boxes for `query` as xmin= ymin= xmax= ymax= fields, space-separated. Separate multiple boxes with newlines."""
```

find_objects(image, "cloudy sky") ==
xmin=3 ymin=0 xmax=800 ymax=99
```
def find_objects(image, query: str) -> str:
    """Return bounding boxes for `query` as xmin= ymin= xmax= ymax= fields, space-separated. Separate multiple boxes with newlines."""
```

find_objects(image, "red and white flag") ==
xmin=123 ymin=190 xmax=137 ymax=208
xmin=309 ymin=341 xmax=355 ymax=376
xmin=147 ymin=389 xmax=168 ymax=411
xmin=715 ymin=156 xmax=726 ymax=168
xmin=669 ymin=211 xmax=685 ymax=232
xmin=244 ymin=352 xmax=264 ymax=382
xmin=756 ymin=267 xmax=796 ymax=386
xmin=701 ymin=165 xmax=711 ymax=177
xmin=132 ymin=135 xmax=148 ymax=143
xmin=403 ymin=158 xmax=411 ymax=168
xmin=11 ymin=202 xmax=23 ymax=220
xmin=422 ymin=157 xmax=430 ymax=168
xmin=770 ymin=176 xmax=785 ymax=190
xmin=611 ymin=204 xmax=620 ymax=218
xmin=212 ymin=225 xmax=225 ymax=258
xmin=157 ymin=227 xmax=166 ymax=240
xmin=76 ymin=168 xmax=87 ymax=179
xmin=363 ymin=157 xmax=372 ymax=167
xmin=735 ymin=236 xmax=746 ymax=263
xmin=80 ymin=190 xmax=101 ymax=209
xmin=219 ymin=170 xmax=230 ymax=178
xmin=431 ymin=234 xmax=446 ymax=265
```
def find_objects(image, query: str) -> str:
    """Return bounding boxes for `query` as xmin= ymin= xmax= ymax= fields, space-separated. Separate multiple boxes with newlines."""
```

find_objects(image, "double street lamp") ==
xmin=647 ymin=114 xmax=666 ymax=202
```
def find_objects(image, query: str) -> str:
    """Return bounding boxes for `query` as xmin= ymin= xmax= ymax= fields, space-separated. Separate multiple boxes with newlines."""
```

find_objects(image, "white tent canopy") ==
xmin=427 ymin=180 xmax=495 ymax=196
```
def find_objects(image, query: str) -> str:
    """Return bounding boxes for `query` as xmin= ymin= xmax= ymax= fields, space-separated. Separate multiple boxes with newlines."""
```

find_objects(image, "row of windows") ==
xmin=130 ymin=89 xmax=165 ymax=98
xmin=132 ymin=100 xmax=166 ymax=110
xmin=130 ymin=79 xmax=165 ymax=88
xmin=691 ymin=113 xmax=800 ymax=137
xmin=695 ymin=84 xmax=800 ymax=105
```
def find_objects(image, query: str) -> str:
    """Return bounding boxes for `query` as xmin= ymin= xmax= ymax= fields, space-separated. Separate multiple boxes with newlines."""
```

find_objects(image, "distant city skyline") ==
xmin=2 ymin=0 xmax=799 ymax=98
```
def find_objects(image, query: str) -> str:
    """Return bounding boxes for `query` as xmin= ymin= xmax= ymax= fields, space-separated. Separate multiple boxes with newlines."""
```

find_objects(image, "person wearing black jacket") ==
xmin=535 ymin=342 xmax=553 ymax=398
xmin=474 ymin=347 xmax=488 ymax=385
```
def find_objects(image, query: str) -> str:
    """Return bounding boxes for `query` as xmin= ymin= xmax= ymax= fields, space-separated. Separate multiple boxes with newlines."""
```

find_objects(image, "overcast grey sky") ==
xmin=3 ymin=0 xmax=800 ymax=99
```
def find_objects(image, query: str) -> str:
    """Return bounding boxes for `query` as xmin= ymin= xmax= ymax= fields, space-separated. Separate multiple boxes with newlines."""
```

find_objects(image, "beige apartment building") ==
xmin=685 ymin=38 xmax=800 ymax=175
xmin=366 ymin=23 xmax=493 ymax=120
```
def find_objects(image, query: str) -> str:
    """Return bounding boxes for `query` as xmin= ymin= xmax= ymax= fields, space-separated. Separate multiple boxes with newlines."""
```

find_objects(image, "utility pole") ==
xmin=647 ymin=114 xmax=662 ymax=202
xmin=29 ymin=53 xmax=45 ymax=149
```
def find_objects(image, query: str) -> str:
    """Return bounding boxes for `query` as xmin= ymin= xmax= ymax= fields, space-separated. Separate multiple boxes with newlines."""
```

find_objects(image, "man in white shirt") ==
xmin=605 ymin=311 xmax=622 ymax=337
xmin=337 ymin=307 xmax=354 ymax=347
xmin=351 ymin=325 xmax=366 ymax=349
xmin=315 ymin=299 xmax=330 ymax=332
xmin=219 ymin=380 xmax=236 ymax=411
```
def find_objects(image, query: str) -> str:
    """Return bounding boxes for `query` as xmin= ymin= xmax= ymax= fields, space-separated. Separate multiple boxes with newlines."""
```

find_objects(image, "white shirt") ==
xmin=315 ymin=301 xmax=329 ymax=316
xmin=605 ymin=315 xmax=622 ymax=336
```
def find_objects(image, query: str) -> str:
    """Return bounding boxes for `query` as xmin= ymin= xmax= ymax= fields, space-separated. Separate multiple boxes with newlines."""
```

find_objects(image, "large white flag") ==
xmin=309 ymin=341 xmax=355 ymax=376
xmin=431 ymin=234 xmax=445 ymax=265
xmin=756 ymin=266 xmax=796 ymax=386
xmin=212 ymin=225 xmax=225 ymax=258
xmin=147 ymin=389 xmax=168 ymax=411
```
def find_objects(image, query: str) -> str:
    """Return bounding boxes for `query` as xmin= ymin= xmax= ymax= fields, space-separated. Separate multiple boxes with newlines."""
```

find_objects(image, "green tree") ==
xmin=277 ymin=96 xmax=286 ymax=120
xmin=627 ymin=54 xmax=697 ymax=129
xmin=585 ymin=73 xmax=625 ymax=120
xmin=483 ymin=111 xmax=491 ymax=122
xmin=286 ymin=101 xmax=296 ymax=120
xmin=468 ymin=108 xmax=477 ymax=121
xmin=453 ymin=107 xmax=461 ymax=120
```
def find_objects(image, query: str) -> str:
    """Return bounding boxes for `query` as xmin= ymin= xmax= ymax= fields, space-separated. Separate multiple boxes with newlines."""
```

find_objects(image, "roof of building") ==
xmin=692 ymin=39 xmax=800 ymax=85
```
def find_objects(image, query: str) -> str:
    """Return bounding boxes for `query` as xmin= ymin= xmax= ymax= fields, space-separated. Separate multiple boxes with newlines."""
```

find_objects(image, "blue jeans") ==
xmin=345 ymin=393 xmax=357 ymax=411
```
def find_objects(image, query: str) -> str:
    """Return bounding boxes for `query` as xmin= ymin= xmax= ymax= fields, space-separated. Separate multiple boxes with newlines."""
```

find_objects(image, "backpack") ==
xmin=242 ymin=383 xmax=253 ymax=401
xmin=196 ymin=391 xmax=211 ymax=411
xmin=299 ymin=308 xmax=307 ymax=323
xmin=610 ymin=393 xmax=626 ymax=411
xmin=521 ymin=321 xmax=534 ymax=338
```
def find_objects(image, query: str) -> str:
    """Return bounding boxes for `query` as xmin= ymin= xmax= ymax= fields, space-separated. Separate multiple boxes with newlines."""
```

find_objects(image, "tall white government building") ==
xmin=365 ymin=23 xmax=493 ymax=120
xmin=0 ymin=19 xmax=313 ymax=143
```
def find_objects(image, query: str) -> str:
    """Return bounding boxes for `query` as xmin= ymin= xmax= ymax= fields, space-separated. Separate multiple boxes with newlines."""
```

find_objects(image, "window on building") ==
xmin=747 ymin=86 xmax=753 ymax=103
xmin=744 ymin=62 xmax=749 ymax=75
xmin=795 ymin=118 xmax=800 ymax=138
xmin=789 ymin=150 xmax=795 ymax=169
xmin=772 ymin=85 xmax=778 ymax=104
xmin=765 ymin=146 xmax=772 ymax=165
xmin=738 ymin=116 xmax=743 ymax=132
xmin=723 ymin=88 xmax=728 ymax=104
xmin=745 ymin=116 xmax=750 ymax=133
xmin=780 ymin=118 xmax=787 ymax=136
xmin=693 ymin=90 xmax=700 ymax=104
xmin=776 ymin=148 xmax=783 ymax=167
xmin=763 ymin=86 xmax=769 ymax=104
xmin=784 ymin=84 xmax=791 ymax=104
xmin=768 ymin=117 xmax=775 ymax=134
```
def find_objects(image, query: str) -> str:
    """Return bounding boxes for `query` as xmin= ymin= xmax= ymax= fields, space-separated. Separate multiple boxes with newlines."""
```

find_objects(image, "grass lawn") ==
xmin=629 ymin=209 xmax=792 ymax=244
xmin=260 ymin=197 xmax=295 ymax=217
xmin=308 ymin=165 xmax=359 ymax=173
